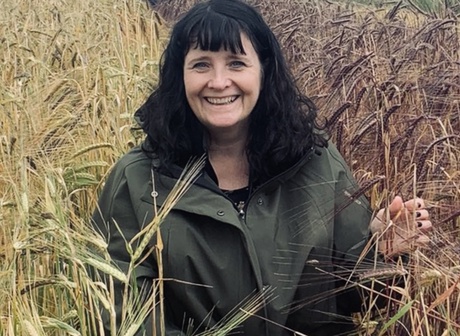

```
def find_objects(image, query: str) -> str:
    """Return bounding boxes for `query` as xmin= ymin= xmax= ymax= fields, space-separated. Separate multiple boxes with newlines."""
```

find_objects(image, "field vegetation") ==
xmin=1 ymin=0 xmax=459 ymax=335
xmin=352 ymin=0 xmax=460 ymax=15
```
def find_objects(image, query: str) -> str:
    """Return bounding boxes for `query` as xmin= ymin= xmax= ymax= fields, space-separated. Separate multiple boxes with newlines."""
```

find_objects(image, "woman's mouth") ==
xmin=205 ymin=96 xmax=238 ymax=105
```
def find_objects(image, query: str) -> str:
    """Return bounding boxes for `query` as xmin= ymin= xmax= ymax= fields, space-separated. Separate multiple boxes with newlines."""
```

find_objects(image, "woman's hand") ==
xmin=369 ymin=196 xmax=432 ymax=257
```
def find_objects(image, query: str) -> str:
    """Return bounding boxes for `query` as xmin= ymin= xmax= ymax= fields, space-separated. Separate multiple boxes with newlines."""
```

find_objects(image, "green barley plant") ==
xmin=1 ymin=0 xmax=166 ymax=334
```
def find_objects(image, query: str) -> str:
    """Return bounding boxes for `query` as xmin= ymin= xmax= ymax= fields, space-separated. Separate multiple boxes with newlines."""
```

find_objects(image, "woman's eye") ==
xmin=229 ymin=60 xmax=245 ymax=68
xmin=193 ymin=62 xmax=209 ymax=69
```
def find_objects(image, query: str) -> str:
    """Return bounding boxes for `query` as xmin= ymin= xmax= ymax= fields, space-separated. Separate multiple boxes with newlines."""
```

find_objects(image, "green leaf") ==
xmin=379 ymin=300 xmax=414 ymax=335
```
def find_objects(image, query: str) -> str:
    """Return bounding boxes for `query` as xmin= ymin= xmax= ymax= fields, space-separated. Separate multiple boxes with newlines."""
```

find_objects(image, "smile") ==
xmin=205 ymin=96 xmax=238 ymax=105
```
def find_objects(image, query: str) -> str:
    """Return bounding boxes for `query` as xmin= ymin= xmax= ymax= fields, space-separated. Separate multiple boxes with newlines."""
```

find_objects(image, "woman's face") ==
xmin=183 ymin=34 xmax=262 ymax=137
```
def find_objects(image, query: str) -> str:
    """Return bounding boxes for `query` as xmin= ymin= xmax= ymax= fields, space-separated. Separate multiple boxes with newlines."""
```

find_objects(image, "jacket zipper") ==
xmin=190 ymin=147 xmax=317 ymax=218
xmin=236 ymin=201 xmax=246 ymax=217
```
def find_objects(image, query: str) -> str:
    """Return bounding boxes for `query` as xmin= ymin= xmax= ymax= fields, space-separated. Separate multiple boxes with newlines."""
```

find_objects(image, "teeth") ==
xmin=206 ymin=96 xmax=237 ymax=105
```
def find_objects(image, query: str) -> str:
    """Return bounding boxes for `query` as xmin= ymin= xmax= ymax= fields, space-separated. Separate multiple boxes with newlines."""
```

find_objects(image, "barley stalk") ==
xmin=130 ymin=156 xmax=206 ymax=264
xmin=85 ymin=258 xmax=128 ymax=283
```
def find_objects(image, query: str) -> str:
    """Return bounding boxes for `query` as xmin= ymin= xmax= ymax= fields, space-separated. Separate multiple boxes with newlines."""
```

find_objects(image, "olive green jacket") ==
xmin=92 ymin=143 xmax=373 ymax=336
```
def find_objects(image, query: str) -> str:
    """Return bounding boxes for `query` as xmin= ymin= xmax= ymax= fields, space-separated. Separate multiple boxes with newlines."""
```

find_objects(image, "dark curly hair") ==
xmin=135 ymin=0 xmax=328 ymax=184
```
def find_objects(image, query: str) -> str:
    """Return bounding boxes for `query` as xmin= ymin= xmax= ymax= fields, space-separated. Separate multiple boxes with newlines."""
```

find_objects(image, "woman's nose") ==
xmin=207 ymin=69 xmax=231 ymax=90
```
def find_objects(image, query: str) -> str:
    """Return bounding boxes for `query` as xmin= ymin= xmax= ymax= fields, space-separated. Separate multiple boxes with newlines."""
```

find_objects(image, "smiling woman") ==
xmin=183 ymin=34 xmax=261 ymax=139
xmin=182 ymin=34 xmax=262 ymax=190
xmin=92 ymin=0 xmax=432 ymax=335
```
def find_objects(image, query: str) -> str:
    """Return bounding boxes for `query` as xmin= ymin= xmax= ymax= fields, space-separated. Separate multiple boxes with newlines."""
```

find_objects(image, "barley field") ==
xmin=1 ymin=0 xmax=459 ymax=335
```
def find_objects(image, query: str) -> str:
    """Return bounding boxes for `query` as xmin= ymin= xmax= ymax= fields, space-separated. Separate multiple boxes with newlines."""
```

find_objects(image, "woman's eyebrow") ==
xmin=185 ymin=55 xmax=210 ymax=64
xmin=227 ymin=53 xmax=249 ymax=60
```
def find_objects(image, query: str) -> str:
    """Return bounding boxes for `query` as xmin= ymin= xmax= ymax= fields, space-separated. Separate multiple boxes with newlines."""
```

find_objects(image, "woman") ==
xmin=92 ymin=0 xmax=432 ymax=335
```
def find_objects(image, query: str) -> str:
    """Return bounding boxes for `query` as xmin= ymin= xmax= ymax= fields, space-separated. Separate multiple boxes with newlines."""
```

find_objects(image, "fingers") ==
xmin=403 ymin=198 xmax=432 ymax=232
xmin=416 ymin=209 xmax=429 ymax=220
xmin=372 ymin=196 xmax=433 ymax=257
xmin=416 ymin=219 xmax=432 ymax=232
xmin=403 ymin=197 xmax=425 ymax=211
xmin=388 ymin=196 xmax=424 ymax=220
xmin=372 ymin=196 xmax=404 ymax=227
xmin=376 ymin=196 xmax=420 ymax=221
xmin=370 ymin=196 xmax=432 ymax=233
xmin=388 ymin=195 xmax=404 ymax=218
xmin=392 ymin=197 xmax=430 ymax=223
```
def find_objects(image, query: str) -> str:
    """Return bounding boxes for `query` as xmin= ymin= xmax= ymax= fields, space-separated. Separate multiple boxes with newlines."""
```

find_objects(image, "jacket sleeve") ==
xmin=313 ymin=144 xmax=378 ymax=335
xmin=329 ymin=144 xmax=375 ymax=315
xmin=91 ymin=157 xmax=186 ymax=336
xmin=287 ymin=144 xmax=374 ymax=335
xmin=329 ymin=144 xmax=373 ymax=264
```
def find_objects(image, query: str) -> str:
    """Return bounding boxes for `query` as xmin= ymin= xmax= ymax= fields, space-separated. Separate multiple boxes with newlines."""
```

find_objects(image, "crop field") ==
xmin=1 ymin=0 xmax=459 ymax=335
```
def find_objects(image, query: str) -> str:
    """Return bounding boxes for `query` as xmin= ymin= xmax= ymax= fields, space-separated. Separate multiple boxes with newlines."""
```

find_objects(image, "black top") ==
xmin=205 ymin=157 xmax=250 ymax=209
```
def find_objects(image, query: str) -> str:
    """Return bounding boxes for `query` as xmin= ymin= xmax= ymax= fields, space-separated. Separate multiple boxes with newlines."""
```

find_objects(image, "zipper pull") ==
xmin=237 ymin=201 xmax=245 ymax=216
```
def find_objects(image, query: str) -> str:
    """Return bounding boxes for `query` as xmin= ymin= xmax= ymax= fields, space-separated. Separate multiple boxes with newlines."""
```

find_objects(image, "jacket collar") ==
xmin=152 ymin=145 xmax=322 ymax=197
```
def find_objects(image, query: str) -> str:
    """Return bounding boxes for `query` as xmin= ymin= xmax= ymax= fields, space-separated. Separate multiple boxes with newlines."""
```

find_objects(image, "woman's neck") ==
xmin=207 ymin=125 xmax=248 ymax=153
xmin=207 ymin=134 xmax=249 ymax=190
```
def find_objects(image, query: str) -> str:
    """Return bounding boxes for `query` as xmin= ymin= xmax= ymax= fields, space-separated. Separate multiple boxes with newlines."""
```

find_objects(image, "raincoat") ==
xmin=92 ymin=143 xmax=373 ymax=336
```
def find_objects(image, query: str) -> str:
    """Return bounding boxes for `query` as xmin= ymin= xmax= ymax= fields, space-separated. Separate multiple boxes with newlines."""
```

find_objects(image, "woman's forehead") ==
xmin=186 ymin=32 xmax=252 ymax=54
